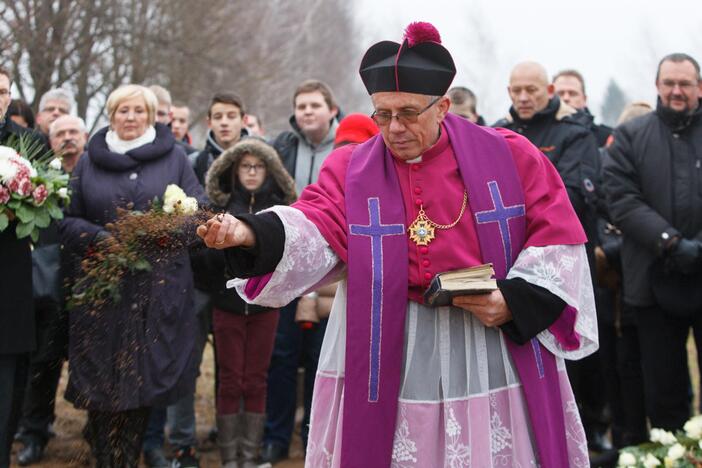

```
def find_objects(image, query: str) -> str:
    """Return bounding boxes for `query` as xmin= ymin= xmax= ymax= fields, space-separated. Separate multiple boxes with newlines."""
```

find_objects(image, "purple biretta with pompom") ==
xmin=232 ymin=22 xmax=597 ymax=467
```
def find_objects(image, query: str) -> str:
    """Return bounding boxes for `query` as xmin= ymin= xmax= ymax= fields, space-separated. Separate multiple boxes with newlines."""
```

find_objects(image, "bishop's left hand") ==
xmin=452 ymin=290 xmax=512 ymax=327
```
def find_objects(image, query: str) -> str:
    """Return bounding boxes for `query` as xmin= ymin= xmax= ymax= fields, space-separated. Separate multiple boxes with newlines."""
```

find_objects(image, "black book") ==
xmin=423 ymin=263 xmax=497 ymax=307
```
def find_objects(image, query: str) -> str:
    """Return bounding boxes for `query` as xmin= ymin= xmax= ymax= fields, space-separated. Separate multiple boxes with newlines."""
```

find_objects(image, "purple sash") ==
xmin=343 ymin=113 xmax=569 ymax=467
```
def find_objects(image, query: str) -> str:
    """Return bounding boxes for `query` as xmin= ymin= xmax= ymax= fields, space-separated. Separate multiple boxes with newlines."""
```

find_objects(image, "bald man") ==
xmin=495 ymin=61 xmax=599 ymax=225
xmin=495 ymin=62 xmax=609 ymax=454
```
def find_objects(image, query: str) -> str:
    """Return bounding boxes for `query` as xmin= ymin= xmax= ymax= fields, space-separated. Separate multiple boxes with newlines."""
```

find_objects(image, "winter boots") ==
xmin=217 ymin=412 xmax=267 ymax=468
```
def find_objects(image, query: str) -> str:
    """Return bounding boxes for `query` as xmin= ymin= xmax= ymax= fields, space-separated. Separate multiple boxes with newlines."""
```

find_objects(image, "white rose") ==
xmin=163 ymin=184 xmax=186 ymax=204
xmin=643 ymin=453 xmax=661 ymax=468
xmin=57 ymin=187 xmax=69 ymax=199
xmin=163 ymin=202 xmax=174 ymax=214
xmin=181 ymin=197 xmax=198 ymax=215
xmin=49 ymin=158 xmax=63 ymax=170
xmin=617 ymin=451 xmax=637 ymax=467
xmin=667 ymin=443 xmax=685 ymax=461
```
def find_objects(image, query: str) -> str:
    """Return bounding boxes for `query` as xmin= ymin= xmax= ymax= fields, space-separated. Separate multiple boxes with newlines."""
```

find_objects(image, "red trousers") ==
xmin=213 ymin=308 xmax=279 ymax=415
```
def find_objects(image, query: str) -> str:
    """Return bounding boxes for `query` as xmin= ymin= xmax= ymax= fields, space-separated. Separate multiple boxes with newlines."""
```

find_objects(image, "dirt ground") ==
xmin=9 ymin=342 xmax=305 ymax=468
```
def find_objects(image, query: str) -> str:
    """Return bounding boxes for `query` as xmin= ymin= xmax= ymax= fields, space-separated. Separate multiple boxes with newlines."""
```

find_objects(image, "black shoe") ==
xmin=17 ymin=440 xmax=45 ymax=466
xmin=259 ymin=443 xmax=288 ymax=464
xmin=171 ymin=446 xmax=199 ymax=468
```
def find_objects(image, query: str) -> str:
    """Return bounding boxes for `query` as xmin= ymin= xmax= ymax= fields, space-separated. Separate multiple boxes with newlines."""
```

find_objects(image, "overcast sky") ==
xmin=355 ymin=0 xmax=702 ymax=123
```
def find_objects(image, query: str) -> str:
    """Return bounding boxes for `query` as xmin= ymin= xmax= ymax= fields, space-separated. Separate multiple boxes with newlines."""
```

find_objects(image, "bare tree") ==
xmin=0 ymin=0 xmax=365 ymax=137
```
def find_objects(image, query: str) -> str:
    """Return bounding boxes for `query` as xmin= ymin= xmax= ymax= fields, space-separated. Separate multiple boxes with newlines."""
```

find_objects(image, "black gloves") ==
xmin=666 ymin=238 xmax=702 ymax=275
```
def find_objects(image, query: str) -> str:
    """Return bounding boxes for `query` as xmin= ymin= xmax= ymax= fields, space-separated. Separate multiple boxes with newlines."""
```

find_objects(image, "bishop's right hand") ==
xmin=197 ymin=213 xmax=256 ymax=250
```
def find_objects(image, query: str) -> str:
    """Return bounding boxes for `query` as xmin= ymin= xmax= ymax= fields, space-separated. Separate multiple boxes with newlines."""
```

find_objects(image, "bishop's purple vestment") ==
xmin=233 ymin=115 xmax=597 ymax=467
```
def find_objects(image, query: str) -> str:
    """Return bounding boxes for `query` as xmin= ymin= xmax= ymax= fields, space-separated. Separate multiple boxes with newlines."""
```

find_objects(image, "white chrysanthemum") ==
xmin=0 ymin=145 xmax=18 ymax=160
xmin=617 ymin=451 xmax=637 ymax=467
xmin=0 ymin=158 xmax=17 ymax=183
xmin=58 ymin=187 xmax=69 ymax=199
xmin=162 ymin=202 xmax=175 ymax=214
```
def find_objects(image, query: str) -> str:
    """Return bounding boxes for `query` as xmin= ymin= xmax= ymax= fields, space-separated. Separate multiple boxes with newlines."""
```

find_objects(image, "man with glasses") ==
xmin=35 ymin=88 xmax=74 ymax=136
xmin=603 ymin=53 xmax=702 ymax=432
xmin=198 ymin=22 xmax=597 ymax=466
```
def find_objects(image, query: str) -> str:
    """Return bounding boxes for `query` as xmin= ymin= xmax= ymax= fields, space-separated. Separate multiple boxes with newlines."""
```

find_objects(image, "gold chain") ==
xmin=418 ymin=191 xmax=468 ymax=229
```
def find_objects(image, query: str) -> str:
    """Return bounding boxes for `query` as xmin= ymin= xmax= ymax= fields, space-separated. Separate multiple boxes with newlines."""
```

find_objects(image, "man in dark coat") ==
xmin=0 ymin=66 xmax=46 ymax=468
xmin=603 ymin=53 xmax=702 ymax=431
xmin=14 ymin=115 xmax=88 ymax=466
xmin=495 ymin=61 xmax=608 ymax=453
xmin=553 ymin=69 xmax=613 ymax=147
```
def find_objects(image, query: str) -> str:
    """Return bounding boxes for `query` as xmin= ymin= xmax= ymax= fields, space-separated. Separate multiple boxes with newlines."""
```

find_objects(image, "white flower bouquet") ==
xmin=0 ymin=136 xmax=69 ymax=241
xmin=618 ymin=417 xmax=702 ymax=467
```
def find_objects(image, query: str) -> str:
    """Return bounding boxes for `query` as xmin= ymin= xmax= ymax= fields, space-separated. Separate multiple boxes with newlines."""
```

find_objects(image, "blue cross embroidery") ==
xmin=349 ymin=198 xmax=405 ymax=402
xmin=474 ymin=181 xmax=526 ymax=267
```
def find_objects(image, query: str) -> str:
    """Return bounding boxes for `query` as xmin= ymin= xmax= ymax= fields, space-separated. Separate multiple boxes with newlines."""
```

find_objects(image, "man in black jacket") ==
xmin=603 ymin=53 xmax=702 ymax=431
xmin=553 ymin=69 xmax=612 ymax=147
xmin=192 ymin=93 xmax=248 ymax=186
xmin=0 ymin=66 xmax=44 ymax=468
xmin=496 ymin=61 xmax=608 ymax=452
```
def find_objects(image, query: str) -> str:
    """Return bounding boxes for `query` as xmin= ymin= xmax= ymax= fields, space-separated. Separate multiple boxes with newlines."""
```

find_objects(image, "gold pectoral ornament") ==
xmin=408 ymin=191 xmax=468 ymax=246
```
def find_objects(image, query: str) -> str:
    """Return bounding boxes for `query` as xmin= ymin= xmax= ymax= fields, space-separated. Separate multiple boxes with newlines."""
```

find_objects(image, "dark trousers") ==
xmin=264 ymin=299 xmax=327 ymax=449
xmin=214 ymin=308 xmax=279 ymax=415
xmin=17 ymin=358 xmax=63 ymax=446
xmin=0 ymin=354 xmax=29 ymax=468
xmin=635 ymin=304 xmax=702 ymax=431
xmin=615 ymin=306 xmax=648 ymax=445
xmin=85 ymin=408 xmax=150 ymax=468
xmin=18 ymin=302 xmax=67 ymax=447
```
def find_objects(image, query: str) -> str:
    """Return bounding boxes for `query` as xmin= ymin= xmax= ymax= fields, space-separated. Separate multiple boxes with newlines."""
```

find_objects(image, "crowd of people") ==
xmin=1 ymin=20 xmax=701 ymax=468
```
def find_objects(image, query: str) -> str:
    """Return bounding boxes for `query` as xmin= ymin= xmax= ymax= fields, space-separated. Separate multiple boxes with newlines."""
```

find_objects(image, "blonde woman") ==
xmin=61 ymin=84 xmax=204 ymax=466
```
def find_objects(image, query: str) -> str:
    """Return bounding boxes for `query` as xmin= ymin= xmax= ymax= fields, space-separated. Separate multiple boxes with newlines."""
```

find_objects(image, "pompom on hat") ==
xmin=359 ymin=22 xmax=456 ymax=96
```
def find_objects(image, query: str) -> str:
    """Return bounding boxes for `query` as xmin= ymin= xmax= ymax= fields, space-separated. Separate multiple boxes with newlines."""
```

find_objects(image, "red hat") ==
xmin=334 ymin=113 xmax=380 ymax=147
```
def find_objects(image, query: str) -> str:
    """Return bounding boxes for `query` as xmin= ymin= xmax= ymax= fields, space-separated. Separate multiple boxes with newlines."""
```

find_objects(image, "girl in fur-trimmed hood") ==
xmin=199 ymin=137 xmax=295 ymax=467
xmin=205 ymin=137 xmax=296 ymax=212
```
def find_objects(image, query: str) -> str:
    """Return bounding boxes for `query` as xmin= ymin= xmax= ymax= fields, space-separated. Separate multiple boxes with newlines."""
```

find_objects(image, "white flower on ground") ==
xmin=650 ymin=428 xmax=678 ymax=445
xmin=684 ymin=415 xmax=702 ymax=439
xmin=642 ymin=452 xmax=661 ymax=468
xmin=58 ymin=187 xmax=69 ymax=199
xmin=617 ymin=451 xmax=637 ymax=467
xmin=667 ymin=443 xmax=685 ymax=461
xmin=49 ymin=158 xmax=62 ymax=170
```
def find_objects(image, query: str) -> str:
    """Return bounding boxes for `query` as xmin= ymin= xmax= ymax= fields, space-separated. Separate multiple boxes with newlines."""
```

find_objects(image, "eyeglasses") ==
xmin=239 ymin=163 xmax=265 ymax=173
xmin=371 ymin=97 xmax=441 ymax=126
xmin=659 ymin=80 xmax=698 ymax=91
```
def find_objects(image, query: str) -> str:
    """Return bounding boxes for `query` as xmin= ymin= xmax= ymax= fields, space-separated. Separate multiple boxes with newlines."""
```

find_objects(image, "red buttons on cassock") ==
xmin=415 ymin=198 xmax=423 ymax=206
xmin=420 ymin=246 xmax=429 ymax=254
xmin=414 ymin=187 xmax=422 ymax=194
xmin=424 ymin=272 xmax=432 ymax=280
xmin=412 ymin=164 xmax=420 ymax=172
xmin=422 ymin=259 xmax=430 ymax=267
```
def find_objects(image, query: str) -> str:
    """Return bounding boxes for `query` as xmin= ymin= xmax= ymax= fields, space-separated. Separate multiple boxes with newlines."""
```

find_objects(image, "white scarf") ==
xmin=105 ymin=126 xmax=156 ymax=154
